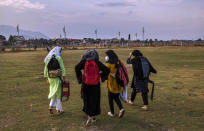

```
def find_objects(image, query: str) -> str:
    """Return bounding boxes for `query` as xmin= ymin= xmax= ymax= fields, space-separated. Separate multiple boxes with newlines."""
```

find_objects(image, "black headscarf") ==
xmin=131 ymin=50 xmax=144 ymax=79
xmin=82 ymin=49 xmax=99 ymax=61
xmin=132 ymin=50 xmax=143 ymax=57
xmin=105 ymin=50 xmax=119 ymax=64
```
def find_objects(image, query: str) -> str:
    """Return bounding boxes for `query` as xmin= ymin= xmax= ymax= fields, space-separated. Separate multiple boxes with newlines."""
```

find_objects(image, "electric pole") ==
xmin=118 ymin=31 xmax=121 ymax=45
xmin=142 ymin=26 xmax=145 ymax=41
xmin=135 ymin=33 xmax=137 ymax=40
xmin=17 ymin=24 xmax=19 ymax=36
xmin=63 ymin=26 xmax=66 ymax=39
xmin=94 ymin=29 xmax=98 ymax=39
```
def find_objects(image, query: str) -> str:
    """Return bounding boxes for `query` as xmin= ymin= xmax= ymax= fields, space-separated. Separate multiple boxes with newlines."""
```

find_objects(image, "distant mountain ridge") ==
xmin=0 ymin=25 xmax=49 ymax=40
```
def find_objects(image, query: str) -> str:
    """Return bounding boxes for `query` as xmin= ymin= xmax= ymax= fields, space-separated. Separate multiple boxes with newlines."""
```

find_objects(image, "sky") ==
xmin=0 ymin=0 xmax=204 ymax=40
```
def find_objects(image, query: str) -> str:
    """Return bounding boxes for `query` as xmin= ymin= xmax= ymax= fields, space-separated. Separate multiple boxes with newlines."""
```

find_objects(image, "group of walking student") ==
xmin=44 ymin=46 xmax=157 ymax=126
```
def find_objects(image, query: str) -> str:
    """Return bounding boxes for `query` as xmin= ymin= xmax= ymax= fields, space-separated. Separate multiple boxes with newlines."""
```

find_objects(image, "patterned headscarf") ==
xmin=82 ymin=49 xmax=99 ymax=61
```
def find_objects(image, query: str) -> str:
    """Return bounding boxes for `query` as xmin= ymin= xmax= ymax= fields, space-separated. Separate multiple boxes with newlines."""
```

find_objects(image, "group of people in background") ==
xmin=44 ymin=46 xmax=157 ymax=126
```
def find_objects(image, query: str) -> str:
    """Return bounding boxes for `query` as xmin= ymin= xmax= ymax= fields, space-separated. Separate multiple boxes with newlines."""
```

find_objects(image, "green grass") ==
xmin=1 ymin=47 xmax=204 ymax=131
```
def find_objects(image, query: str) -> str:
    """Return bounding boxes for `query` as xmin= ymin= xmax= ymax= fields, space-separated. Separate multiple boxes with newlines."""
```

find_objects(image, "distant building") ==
xmin=12 ymin=35 xmax=26 ymax=47
xmin=13 ymin=36 xmax=25 ymax=44
xmin=111 ymin=38 xmax=119 ymax=43
xmin=102 ymin=39 xmax=111 ymax=45
xmin=71 ymin=39 xmax=81 ymax=46
xmin=83 ymin=38 xmax=95 ymax=45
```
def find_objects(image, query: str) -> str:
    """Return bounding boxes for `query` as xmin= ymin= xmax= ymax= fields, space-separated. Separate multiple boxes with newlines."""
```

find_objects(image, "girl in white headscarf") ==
xmin=44 ymin=46 xmax=66 ymax=114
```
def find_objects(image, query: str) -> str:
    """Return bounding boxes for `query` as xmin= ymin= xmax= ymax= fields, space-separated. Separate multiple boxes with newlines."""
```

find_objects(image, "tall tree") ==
xmin=128 ymin=34 xmax=131 ymax=40
xmin=0 ymin=35 xmax=6 ymax=40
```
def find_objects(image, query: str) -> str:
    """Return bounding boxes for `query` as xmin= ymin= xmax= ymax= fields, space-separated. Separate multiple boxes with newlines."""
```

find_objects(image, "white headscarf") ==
xmin=44 ymin=46 xmax=62 ymax=64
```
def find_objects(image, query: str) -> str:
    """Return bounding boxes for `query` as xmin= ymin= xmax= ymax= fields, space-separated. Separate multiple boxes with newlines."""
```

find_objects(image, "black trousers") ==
xmin=131 ymin=88 xmax=148 ymax=105
xmin=108 ymin=91 xmax=123 ymax=114
xmin=82 ymin=84 xmax=101 ymax=117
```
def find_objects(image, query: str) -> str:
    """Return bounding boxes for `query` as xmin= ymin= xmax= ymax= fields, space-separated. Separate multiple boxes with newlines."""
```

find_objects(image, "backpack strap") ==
xmin=149 ymin=79 xmax=155 ymax=101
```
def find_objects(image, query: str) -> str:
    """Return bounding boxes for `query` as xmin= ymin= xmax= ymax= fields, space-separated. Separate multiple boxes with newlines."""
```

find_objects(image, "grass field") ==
xmin=1 ymin=47 xmax=204 ymax=131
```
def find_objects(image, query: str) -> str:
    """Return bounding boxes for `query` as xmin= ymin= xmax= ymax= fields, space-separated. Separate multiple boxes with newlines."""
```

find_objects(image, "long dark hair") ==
xmin=105 ymin=50 xmax=119 ymax=64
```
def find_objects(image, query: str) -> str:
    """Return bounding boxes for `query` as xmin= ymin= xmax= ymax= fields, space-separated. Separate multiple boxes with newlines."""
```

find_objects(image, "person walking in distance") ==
xmin=127 ymin=50 xmax=157 ymax=111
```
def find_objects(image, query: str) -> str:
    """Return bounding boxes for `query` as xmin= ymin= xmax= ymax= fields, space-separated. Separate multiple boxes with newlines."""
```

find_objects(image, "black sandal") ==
xmin=57 ymin=110 xmax=64 ymax=115
xmin=49 ymin=106 xmax=55 ymax=114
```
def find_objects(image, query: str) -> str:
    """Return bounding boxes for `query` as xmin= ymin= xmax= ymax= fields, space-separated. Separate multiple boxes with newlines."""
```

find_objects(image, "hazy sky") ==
xmin=0 ymin=0 xmax=204 ymax=40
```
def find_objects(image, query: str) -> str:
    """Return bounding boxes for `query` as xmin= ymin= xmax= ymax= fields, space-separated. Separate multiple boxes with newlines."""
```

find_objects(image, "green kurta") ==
xmin=44 ymin=56 xmax=66 ymax=99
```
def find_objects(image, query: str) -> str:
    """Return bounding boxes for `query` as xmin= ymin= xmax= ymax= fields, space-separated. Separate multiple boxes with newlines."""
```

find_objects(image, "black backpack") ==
xmin=139 ymin=57 xmax=155 ymax=101
xmin=47 ymin=55 xmax=61 ymax=78
xmin=48 ymin=55 xmax=60 ymax=71
xmin=140 ymin=56 xmax=150 ymax=79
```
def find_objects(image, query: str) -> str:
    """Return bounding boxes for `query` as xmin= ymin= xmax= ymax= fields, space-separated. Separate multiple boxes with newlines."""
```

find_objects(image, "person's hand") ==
xmin=63 ymin=76 xmax=67 ymax=83
xmin=110 ymin=73 xmax=116 ymax=78
xmin=129 ymin=52 xmax=132 ymax=58
xmin=46 ymin=78 xmax=49 ymax=84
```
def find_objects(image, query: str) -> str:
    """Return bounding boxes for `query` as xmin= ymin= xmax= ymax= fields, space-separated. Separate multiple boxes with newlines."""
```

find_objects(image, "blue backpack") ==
xmin=140 ymin=57 xmax=155 ymax=101
xmin=140 ymin=56 xmax=150 ymax=79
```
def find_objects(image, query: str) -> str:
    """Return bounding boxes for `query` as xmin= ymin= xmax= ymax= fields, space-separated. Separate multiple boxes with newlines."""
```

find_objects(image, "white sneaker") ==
xmin=119 ymin=109 xmax=125 ymax=118
xmin=108 ymin=112 xmax=114 ymax=117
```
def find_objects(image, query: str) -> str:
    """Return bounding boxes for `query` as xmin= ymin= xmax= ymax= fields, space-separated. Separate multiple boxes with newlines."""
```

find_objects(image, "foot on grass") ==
xmin=48 ymin=106 xmax=55 ymax=114
xmin=85 ymin=117 xmax=92 ymax=126
xmin=119 ymin=109 xmax=125 ymax=118
xmin=49 ymin=109 xmax=54 ymax=114
xmin=108 ymin=112 xmax=114 ymax=117
xmin=141 ymin=105 xmax=148 ymax=111
xmin=57 ymin=110 xmax=64 ymax=115
xmin=127 ymin=100 xmax=133 ymax=105
xmin=91 ymin=118 xmax=97 ymax=123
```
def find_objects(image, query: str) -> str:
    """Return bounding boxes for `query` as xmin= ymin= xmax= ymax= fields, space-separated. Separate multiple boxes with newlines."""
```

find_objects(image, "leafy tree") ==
xmin=0 ymin=35 xmax=6 ymax=40
xmin=8 ymin=35 xmax=15 ymax=45
xmin=128 ymin=34 xmax=131 ymax=41
xmin=145 ymin=39 xmax=149 ymax=43
xmin=149 ymin=39 xmax=153 ymax=44
xmin=197 ymin=38 xmax=202 ymax=41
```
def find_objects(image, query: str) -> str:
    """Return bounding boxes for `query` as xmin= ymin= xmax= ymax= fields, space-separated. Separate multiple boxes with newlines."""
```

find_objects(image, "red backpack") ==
xmin=116 ymin=62 xmax=129 ymax=87
xmin=84 ymin=60 xmax=100 ymax=85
